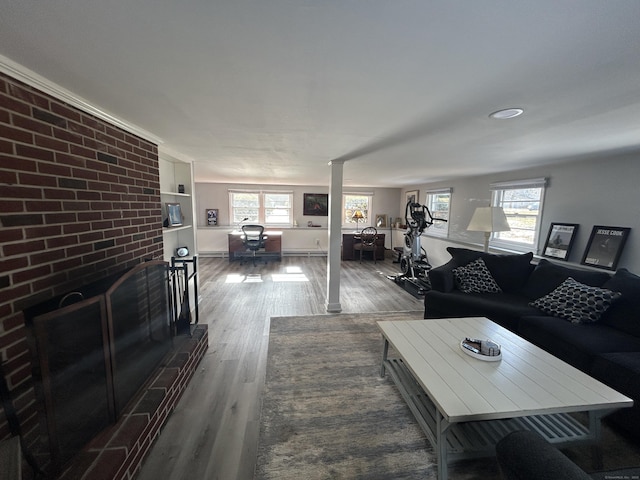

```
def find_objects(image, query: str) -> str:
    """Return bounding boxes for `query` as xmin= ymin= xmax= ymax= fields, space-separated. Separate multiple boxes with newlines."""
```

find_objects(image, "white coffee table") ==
xmin=377 ymin=317 xmax=633 ymax=480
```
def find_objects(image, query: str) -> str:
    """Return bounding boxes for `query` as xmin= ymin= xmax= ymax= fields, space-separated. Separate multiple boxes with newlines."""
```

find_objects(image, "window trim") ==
xmin=490 ymin=178 xmax=548 ymax=190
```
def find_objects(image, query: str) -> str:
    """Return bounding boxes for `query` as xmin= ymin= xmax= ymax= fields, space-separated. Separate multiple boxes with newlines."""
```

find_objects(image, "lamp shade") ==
xmin=467 ymin=207 xmax=510 ymax=232
xmin=351 ymin=210 xmax=364 ymax=233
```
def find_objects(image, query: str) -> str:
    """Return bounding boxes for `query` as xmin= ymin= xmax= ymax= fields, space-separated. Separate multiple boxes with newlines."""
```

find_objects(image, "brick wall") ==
xmin=0 ymin=71 xmax=164 ymax=456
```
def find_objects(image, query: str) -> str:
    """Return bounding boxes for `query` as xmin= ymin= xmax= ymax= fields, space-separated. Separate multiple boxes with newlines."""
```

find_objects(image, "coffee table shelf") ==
xmin=384 ymin=357 xmax=592 ymax=461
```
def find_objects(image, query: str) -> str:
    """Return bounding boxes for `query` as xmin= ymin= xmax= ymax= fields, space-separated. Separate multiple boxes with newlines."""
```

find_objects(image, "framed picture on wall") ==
xmin=542 ymin=223 xmax=578 ymax=261
xmin=206 ymin=208 xmax=218 ymax=226
xmin=303 ymin=193 xmax=328 ymax=216
xmin=405 ymin=190 xmax=418 ymax=206
xmin=581 ymin=225 xmax=631 ymax=270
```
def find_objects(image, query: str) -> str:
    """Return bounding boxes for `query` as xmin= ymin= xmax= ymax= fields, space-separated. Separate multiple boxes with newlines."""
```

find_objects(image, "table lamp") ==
xmin=352 ymin=210 xmax=364 ymax=233
xmin=466 ymin=206 xmax=510 ymax=252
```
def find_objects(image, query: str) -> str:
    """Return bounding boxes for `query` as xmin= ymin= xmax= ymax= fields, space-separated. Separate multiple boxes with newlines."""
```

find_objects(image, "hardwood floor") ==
xmin=136 ymin=255 xmax=425 ymax=480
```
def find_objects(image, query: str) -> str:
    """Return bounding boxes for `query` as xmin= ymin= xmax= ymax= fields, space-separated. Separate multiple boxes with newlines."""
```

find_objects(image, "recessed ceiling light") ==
xmin=489 ymin=108 xmax=524 ymax=120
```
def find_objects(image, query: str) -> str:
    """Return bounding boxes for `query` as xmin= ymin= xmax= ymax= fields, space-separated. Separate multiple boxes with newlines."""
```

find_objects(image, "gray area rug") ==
xmin=255 ymin=312 xmax=640 ymax=480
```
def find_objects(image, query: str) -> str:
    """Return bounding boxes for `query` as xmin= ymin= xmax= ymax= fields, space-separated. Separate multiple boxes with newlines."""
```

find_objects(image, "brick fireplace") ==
xmin=0 ymin=71 xmax=205 ymax=478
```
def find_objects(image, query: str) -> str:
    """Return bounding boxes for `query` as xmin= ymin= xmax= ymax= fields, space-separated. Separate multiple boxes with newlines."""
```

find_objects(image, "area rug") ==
xmin=254 ymin=312 xmax=496 ymax=479
xmin=254 ymin=312 xmax=640 ymax=480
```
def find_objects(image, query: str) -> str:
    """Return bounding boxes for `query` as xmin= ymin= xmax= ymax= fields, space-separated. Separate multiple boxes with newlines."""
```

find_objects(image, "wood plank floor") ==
xmin=136 ymin=254 xmax=425 ymax=480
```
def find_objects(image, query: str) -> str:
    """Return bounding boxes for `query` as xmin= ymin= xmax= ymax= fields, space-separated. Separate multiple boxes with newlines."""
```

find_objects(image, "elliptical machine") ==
xmin=392 ymin=200 xmax=446 ymax=297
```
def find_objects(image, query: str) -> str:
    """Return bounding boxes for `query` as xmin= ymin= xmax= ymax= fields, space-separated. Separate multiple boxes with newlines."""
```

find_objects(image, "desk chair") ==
xmin=241 ymin=225 xmax=267 ymax=266
xmin=353 ymin=226 xmax=379 ymax=263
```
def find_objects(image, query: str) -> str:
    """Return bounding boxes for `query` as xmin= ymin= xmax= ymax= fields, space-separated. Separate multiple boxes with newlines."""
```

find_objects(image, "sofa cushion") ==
xmin=424 ymin=290 xmax=539 ymax=330
xmin=496 ymin=431 xmax=592 ymax=480
xmin=446 ymin=247 xmax=484 ymax=266
xmin=445 ymin=247 xmax=534 ymax=293
xmin=529 ymin=277 xmax=621 ymax=324
xmin=600 ymin=268 xmax=640 ymax=337
xmin=452 ymin=258 xmax=502 ymax=293
xmin=521 ymin=259 xmax=611 ymax=300
xmin=427 ymin=264 xmax=456 ymax=293
xmin=591 ymin=352 xmax=640 ymax=400
xmin=427 ymin=247 xmax=485 ymax=292
xmin=518 ymin=315 xmax=640 ymax=372
xmin=482 ymin=251 xmax=534 ymax=293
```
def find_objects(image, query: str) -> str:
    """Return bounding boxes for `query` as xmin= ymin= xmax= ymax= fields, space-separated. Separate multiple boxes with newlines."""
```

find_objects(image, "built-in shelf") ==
xmin=159 ymin=156 xmax=195 ymax=262
xmin=160 ymin=191 xmax=191 ymax=197
xmin=163 ymin=225 xmax=193 ymax=232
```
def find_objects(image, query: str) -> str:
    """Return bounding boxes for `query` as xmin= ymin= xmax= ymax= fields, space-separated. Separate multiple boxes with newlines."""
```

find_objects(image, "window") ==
xmin=229 ymin=191 xmax=293 ymax=226
xmin=230 ymin=191 xmax=259 ymax=224
xmin=342 ymin=193 xmax=373 ymax=228
xmin=264 ymin=193 xmax=292 ymax=224
xmin=490 ymin=178 xmax=547 ymax=251
xmin=424 ymin=188 xmax=451 ymax=237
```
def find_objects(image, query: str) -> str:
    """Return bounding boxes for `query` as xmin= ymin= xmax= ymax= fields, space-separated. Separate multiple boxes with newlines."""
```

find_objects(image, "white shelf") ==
xmin=160 ymin=191 xmax=191 ymax=197
xmin=163 ymin=225 xmax=193 ymax=232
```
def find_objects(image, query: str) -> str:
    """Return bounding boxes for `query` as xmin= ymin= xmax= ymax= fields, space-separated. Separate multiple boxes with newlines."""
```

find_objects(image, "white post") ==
xmin=326 ymin=159 xmax=344 ymax=312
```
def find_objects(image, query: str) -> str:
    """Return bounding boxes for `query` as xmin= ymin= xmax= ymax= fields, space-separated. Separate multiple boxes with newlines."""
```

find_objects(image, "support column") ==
xmin=326 ymin=159 xmax=344 ymax=312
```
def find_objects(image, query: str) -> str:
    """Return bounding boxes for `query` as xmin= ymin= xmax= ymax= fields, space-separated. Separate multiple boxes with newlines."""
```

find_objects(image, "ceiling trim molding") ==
xmin=158 ymin=145 xmax=194 ymax=164
xmin=0 ymin=53 xmax=163 ymax=144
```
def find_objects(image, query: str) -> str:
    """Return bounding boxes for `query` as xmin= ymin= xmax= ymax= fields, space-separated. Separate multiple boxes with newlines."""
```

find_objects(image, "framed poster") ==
xmin=165 ymin=203 xmax=183 ymax=227
xmin=206 ymin=208 xmax=218 ymax=226
xmin=303 ymin=193 xmax=328 ymax=216
xmin=405 ymin=190 xmax=418 ymax=206
xmin=542 ymin=223 xmax=578 ymax=261
xmin=581 ymin=225 xmax=631 ymax=270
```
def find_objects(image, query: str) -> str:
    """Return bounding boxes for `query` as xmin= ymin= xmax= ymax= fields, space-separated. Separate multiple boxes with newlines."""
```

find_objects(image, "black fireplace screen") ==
xmin=32 ymin=296 xmax=113 ymax=469
xmin=27 ymin=261 xmax=172 ymax=473
xmin=107 ymin=261 xmax=172 ymax=417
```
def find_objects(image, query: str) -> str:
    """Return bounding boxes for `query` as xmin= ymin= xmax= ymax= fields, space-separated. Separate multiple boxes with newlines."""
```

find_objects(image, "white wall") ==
xmin=194 ymin=153 xmax=640 ymax=273
xmin=404 ymin=152 xmax=640 ymax=272
xmin=194 ymin=183 xmax=402 ymax=255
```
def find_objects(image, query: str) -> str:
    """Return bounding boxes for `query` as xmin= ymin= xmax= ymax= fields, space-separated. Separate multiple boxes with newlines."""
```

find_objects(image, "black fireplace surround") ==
xmin=24 ymin=260 xmax=172 ymax=475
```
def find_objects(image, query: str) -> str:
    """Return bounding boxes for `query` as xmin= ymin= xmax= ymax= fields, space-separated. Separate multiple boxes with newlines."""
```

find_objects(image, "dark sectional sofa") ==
xmin=496 ymin=430 xmax=640 ymax=480
xmin=424 ymin=247 xmax=640 ymax=438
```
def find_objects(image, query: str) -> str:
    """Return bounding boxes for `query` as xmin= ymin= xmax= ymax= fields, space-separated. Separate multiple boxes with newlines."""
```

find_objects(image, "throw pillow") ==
xmin=452 ymin=258 xmax=502 ymax=294
xmin=529 ymin=277 xmax=622 ymax=324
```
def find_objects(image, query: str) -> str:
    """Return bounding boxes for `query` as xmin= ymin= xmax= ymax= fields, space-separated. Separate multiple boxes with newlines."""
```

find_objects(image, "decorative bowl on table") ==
xmin=460 ymin=337 xmax=502 ymax=361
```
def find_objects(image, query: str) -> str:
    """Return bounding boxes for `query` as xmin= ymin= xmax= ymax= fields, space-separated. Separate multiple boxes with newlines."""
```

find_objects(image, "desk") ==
xmin=342 ymin=233 xmax=385 ymax=260
xmin=228 ymin=231 xmax=282 ymax=261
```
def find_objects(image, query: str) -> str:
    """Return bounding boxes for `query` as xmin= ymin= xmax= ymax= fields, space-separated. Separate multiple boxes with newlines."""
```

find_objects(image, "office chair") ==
xmin=353 ymin=226 xmax=379 ymax=263
xmin=241 ymin=225 xmax=267 ymax=266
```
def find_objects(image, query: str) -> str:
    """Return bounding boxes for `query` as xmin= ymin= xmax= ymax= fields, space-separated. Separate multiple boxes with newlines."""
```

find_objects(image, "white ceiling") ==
xmin=2 ymin=1 xmax=640 ymax=187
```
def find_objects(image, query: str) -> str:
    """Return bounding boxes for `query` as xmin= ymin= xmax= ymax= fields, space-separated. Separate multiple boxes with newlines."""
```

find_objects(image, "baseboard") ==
xmin=197 ymin=251 xmax=327 ymax=258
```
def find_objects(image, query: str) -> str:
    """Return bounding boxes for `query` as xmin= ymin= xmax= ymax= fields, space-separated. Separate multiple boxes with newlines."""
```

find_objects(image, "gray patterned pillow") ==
xmin=529 ymin=277 xmax=622 ymax=324
xmin=452 ymin=258 xmax=502 ymax=294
